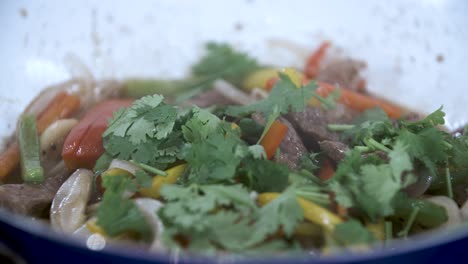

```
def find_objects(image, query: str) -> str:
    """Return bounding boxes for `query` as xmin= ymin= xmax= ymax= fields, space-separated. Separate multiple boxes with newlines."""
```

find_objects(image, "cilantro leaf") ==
xmin=102 ymin=95 xmax=184 ymax=169
xmin=403 ymin=106 xmax=445 ymax=131
xmin=183 ymin=121 xmax=248 ymax=184
xmin=226 ymin=74 xmax=318 ymax=118
xmin=96 ymin=175 xmax=151 ymax=241
xmin=192 ymin=42 xmax=261 ymax=87
xmin=159 ymin=184 xmax=258 ymax=251
xmin=248 ymin=190 xmax=304 ymax=246
xmin=181 ymin=107 xmax=220 ymax=143
xmin=398 ymin=128 xmax=448 ymax=176
xmin=330 ymin=143 xmax=415 ymax=220
xmin=240 ymin=158 xmax=290 ymax=192
xmin=104 ymin=95 xmax=177 ymax=144
xmin=333 ymin=220 xmax=376 ymax=246
xmin=134 ymin=170 xmax=152 ymax=188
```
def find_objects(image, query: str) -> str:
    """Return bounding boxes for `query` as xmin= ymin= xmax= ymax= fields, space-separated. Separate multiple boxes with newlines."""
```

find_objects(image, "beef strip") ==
xmin=317 ymin=58 xmax=366 ymax=92
xmin=318 ymin=140 xmax=348 ymax=162
xmin=275 ymin=118 xmax=308 ymax=170
xmin=181 ymin=89 xmax=235 ymax=108
xmin=287 ymin=104 xmax=360 ymax=145
xmin=0 ymin=162 xmax=70 ymax=217
xmin=251 ymin=113 xmax=307 ymax=170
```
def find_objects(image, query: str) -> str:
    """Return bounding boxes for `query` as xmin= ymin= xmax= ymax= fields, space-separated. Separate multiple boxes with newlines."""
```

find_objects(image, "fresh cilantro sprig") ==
xmin=96 ymin=174 xmax=152 ymax=241
xmin=329 ymin=142 xmax=416 ymax=220
xmin=102 ymin=95 xmax=183 ymax=169
xmin=226 ymin=73 xmax=318 ymax=118
xmin=192 ymin=42 xmax=261 ymax=87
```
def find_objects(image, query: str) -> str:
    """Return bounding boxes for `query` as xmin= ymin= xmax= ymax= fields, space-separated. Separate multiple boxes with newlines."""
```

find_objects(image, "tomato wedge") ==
xmin=62 ymin=99 xmax=133 ymax=170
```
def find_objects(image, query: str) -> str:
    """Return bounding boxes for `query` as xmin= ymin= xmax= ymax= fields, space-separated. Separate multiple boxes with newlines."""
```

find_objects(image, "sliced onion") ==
xmin=134 ymin=198 xmax=165 ymax=252
xmin=250 ymin=87 xmax=269 ymax=100
xmin=40 ymin=119 xmax=78 ymax=151
xmin=50 ymin=169 xmax=93 ymax=233
xmin=425 ymin=196 xmax=461 ymax=229
xmin=461 ymin=199 xmax=468 ymax=221
xmin=213 ymin=79 xmax=256 ymax=106
xmin=108 ymin=159 xmax=140 ymax=175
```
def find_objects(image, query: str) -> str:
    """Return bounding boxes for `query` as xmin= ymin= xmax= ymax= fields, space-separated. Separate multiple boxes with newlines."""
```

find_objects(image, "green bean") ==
xmin=392 ymin=192 xmax=447 ymax=228
xmin=18 ymin=114 xmax=44 ymax=183
xmin=122 ymin=77 xmax=212 ymax=98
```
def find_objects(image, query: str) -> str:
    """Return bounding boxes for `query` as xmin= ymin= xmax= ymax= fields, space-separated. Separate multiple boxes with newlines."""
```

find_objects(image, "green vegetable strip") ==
xmin=445 ymin=167 xmax=453 ymax=199
xmin=18 ymin=114 xmax=44 ymax=183
xmin=129 ymin=160 xmax=167 ymax=176
xmin=365 ymin=138 xmax=392 ymax=152
xmin=327 ymin=124 xmax=355 ymax=132
xmin=392 ymin=193 xmax=447 ymax=228
xmin=397 ymin=207 xmax=420 ymax=238
xmin=122 ymin=77 xmax=213 ymax=98
xmin=384 ymin=221 xmax=392 ymax=245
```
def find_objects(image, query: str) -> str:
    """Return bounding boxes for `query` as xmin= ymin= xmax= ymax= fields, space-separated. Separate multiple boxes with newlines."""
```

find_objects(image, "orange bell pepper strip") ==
xmin=62 ymin=99 xmax=133 ymax=171
xmin=317 ymin=158 xmax=335 ymax=181
xmin=304 ymin=41 xmax=331 ymax=79
xmin=315 ymin=82 xmax=404 ymax=119
xmin=0 ymin=92 xmax=81 ymax=180
xmin=260 ymin=120 xmax=289 ymax=159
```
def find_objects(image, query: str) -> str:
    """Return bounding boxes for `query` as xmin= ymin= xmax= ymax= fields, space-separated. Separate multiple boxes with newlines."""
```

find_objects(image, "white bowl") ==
xmin=1 ymin=0 xmax=468 ymax=139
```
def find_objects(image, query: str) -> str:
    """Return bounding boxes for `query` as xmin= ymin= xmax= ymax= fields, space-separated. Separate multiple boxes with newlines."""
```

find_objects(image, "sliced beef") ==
xmin=317 ymin=58 xmax=366 ymax=92
xmin=183 ymin=89 xmax=235 ymax=108
xmin=319 ymin=140 xmax=348 ymax=162
xmin=0 ymin=162 xmax=70 ymax=217
xmin=287 ymin=104 xmax=360 ymax=144
xmin=274 ymin=118 xmax=308 ymax=170
xmin=251 ymin=113 xmax=307 ymax=170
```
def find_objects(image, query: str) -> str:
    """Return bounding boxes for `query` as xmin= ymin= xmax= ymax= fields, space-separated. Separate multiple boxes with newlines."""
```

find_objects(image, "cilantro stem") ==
xmin=327 ymin=124 xmax=355 ymax=132
xmin=384 ymin=221 xmax=392 ymax=246
xmin=445 ymin=167 xmax=453 ymax=199
xmin=129 ymin=160 xmax=167 ymax=176
xmin=397 ymin=207 xmax=420 ymax=238
xmin=355 ymin=146 xmax=371 ymax=152
xmin=295 ymin=190 xmax=330 ymax=206
xmin=365 ymin=138 xmax=392 ymax=152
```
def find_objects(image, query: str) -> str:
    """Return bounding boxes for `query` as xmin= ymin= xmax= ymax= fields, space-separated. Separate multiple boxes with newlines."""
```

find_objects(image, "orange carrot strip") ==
xmin=316 ymin=82 xmax=404 ymax=119
xmin=260 ymin=120 xmax=289 ymax=159
xmin=0 ymin=92 xmax=81 ymax=180
xmin=317 ymin=158 xmax=335 ymax=181
xmin=265 ymin=76 xmax=280 ymax=92
xmin=0 ymin=142 xmax=20 ymax=180
xmin=304 ymin=41 xmax=331 ymax=79
xmin=36 ymin=92 xmax=81 ymax=133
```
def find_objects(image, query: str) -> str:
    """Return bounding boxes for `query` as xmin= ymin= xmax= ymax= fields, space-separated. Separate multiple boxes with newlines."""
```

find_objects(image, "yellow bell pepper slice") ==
xmin=139 ymin=164 xmax=187 ymax=199
xmin=257 ymin=192 xmax=343 ymax=232
xmin=242 ymin=68 xmax=304 ymax=92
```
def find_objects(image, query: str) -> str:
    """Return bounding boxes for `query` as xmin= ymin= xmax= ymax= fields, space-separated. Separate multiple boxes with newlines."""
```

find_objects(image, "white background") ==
xmin=1 ymin=0 xmax=467 ymax=141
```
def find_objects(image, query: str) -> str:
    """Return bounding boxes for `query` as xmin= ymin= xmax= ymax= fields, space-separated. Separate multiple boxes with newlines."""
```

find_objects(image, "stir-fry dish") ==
xmin=1 ymin=42 xmax=468 ymax=256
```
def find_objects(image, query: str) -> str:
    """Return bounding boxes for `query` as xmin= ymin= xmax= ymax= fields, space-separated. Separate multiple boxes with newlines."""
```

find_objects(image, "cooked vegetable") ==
xmin=304 ymin=41 xmax=331 ymax=79
xmin=62 ymin=99 xmax=133 ymax=171
xmin=257 ymin=192 xmax=343 ymax=232
xmin=40 ymin=119 xmax=78 ymax=152
xmin=0 ymin=92 xmax=80 ymax=180
xmin=3 ymin=41 xmax=467 ymax=257
xmin=140 ymin=164 xmax=187 ymax=199
xmin=50 ymin=169 xmax=93 ymax=233
xmin=260 ymin=120 xmax=288 ymax=159
xmin=18 ymin=114 xmax=44 ymax=183
xmin=425 ymin=196 xmax=461 ymax=229
xmin=317 ymin=158 xmax=335 ymax=181
xmin=315 ymin=82 xmax=404 ymax=119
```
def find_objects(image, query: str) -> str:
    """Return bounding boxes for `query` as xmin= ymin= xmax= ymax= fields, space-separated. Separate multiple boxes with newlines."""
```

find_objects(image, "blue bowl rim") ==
xmin=2 ymin=207 xmax=468 ymax=263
